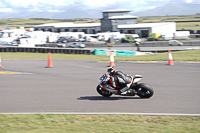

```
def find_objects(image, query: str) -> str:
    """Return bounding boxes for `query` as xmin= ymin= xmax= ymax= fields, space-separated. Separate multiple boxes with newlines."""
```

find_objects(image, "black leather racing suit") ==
xmin=111 ymin=71 xmax=133 ymax=94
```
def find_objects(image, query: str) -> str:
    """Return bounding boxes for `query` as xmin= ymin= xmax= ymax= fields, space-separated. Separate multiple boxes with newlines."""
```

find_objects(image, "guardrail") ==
xmin=0 ymin=46 xmax=92 ymax=55
xmin=140 ymin=50 xmax=183 ymax=53
xmin=115 ymin=41 xmax=200 ymax=47
xmin=43 ymin=40 xmax=200 ymax=48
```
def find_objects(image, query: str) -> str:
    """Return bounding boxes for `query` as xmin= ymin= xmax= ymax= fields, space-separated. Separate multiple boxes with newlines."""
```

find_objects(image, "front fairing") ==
xmin=98 ymin=73 xmax=109 ymax=88
xmin=98 ymin=78 xmax=104 ymax=85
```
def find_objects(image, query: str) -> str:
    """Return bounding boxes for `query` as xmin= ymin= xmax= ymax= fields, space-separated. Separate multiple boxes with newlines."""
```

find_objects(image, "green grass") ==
xmin=0 ymin=18 xmax=99 ymax=29
xmin=176 ymin=22 xmax=200 ymax=26
xmin=177 ymin=27 xmax=200 ymax=30
xmin=138 ymin=15 xmax=200 ymax=22
xmin=138 ymin=15 xmax=200 ymax=30
xmin=1 ymin=50 xmax=200 ymax=132
xmin=176 ymin=22 xmax=200 ymax=30
xmin=1 ymin=15 xmax=200 ymax=30
xmin=0 ymin=114 xmax=200 ymax=133
xmin=0 ymin=49 xmax=200 ymax=61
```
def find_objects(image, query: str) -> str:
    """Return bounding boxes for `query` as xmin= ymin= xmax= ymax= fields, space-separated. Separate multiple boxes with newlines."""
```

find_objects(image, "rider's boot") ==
xmin=105 ymin=84 xmax=115 ymax=90
xmin=118 ymin=87 xmax=129 ymax=95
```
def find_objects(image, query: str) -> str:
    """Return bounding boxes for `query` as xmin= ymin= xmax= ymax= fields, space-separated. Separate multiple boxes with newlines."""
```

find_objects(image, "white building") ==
xmin=33 ymin=23 xmax=100 ymax=34
xmin=100 ymin=10 xmax=138 ymax=32
xmin=118 ymin=22 xmax=176 ymax=38
xmin=32 ymin=10 xmax=177 ymax=38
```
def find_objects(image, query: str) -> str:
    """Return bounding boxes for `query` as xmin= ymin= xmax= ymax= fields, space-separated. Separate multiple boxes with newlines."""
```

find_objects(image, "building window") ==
xmin=128 ymin=30 xmax=135 ymax=34
xmin=57 ymin=29 xmax=61 ymax=33
xmin=104 ymin=13 xmax=108 ymax=18
xmin=120 ymin=30 xmax=124 ymax=33
xmin=82 ymin=29 xmax=87 ymax=34
xmin=93 ymin=29 xmax=96 ymax=34
xmin=73 ymin=29 xmax=78 ymax=32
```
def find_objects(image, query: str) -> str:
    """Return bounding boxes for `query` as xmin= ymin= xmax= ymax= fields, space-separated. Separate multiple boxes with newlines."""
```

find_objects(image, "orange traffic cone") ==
xmin=46 ymin=52 xmax=53 ymax=68
xmin=0 ymin=56 xmax=3 ymax=68
xmin=110 ymin=52 xmax=115 ymax=67
xmin=168 ymin=50 xmax=174 ymax=65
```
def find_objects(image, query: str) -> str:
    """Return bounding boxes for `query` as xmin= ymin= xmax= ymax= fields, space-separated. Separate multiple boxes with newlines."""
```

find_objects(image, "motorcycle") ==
xmin=96 ymin=73 xmax=154 ymax=98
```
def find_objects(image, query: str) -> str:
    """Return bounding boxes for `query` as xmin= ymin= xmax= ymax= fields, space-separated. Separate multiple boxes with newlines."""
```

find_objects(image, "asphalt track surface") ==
xmin=0 ymin=59 xmax=200 ymax=115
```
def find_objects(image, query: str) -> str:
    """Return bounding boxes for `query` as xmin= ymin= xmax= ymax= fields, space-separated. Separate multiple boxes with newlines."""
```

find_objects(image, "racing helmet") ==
xmin=107 ymin=67 xmax=116 ymax=76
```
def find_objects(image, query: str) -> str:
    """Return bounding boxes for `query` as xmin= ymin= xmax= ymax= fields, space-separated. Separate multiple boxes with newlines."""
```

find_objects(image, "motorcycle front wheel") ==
xmin=135 ymin=83 xmax=154 ymax=98
xmin=96 ymin=85 xmax=113 ymax=97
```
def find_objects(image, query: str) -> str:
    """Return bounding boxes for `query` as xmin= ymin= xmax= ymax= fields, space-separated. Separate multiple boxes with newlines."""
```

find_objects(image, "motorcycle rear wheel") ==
xmin=96 ymin=85 xmax=113 ymax=97
xmin=135 ymin=83 xmax=154 ymax=98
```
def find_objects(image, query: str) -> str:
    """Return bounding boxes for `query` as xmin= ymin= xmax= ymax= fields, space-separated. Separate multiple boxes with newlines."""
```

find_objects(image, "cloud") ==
xmin=46 ymin=10 xmax=64 ymax=12
xmin=1 ymin=0 xmax=71 ymax=7
xmin=185 ymin=0 xmax=193 ymax=3
xmin=0 ymin=8 xmax=13 ymax=12
xmin=83 ymin=0 xmax=116 ymax=7
xmin=0 ymin=0 xmax=170 ymax=9
xmin=0 ymin=0 xmax=199 ymax=15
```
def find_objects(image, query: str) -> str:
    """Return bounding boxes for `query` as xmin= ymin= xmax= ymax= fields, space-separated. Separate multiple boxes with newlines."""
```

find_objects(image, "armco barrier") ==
xmin=0 ymin=46 xmax=91 ymax=55
xmin=115 ymin=41 xmax=200 ymax=47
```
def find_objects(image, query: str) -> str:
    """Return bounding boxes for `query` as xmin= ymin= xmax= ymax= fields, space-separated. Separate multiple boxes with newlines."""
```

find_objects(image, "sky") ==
xmin=0 ymin=0 xmax=199 ymax=19
xmin=0 ymin=0 xmax=199 ymax=13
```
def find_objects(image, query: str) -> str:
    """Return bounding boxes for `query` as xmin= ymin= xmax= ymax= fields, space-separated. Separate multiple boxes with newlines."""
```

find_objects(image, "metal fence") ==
xmin=0 ymin=40 xmax=199 ymax=54
xmin=115 ymin=41 xmax=200 ymax=47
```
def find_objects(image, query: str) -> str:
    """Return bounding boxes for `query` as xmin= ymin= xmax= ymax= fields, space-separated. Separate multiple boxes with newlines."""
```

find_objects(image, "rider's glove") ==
xmin=101 ymin=81 xmax=106 ymax=85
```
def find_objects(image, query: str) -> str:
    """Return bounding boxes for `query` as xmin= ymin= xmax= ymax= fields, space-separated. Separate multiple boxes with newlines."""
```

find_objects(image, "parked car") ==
xmin=56 ymin=43 xmax=66 ymax=48
xmin=169 ymin=40 xmax=183 ymax=46
xmin=67 ymin=38 xmax=79 ymax=42
xmin=78 ymin=37 xmax=86 ymax=42
xmin=0 ymin=41 xmax=10 ymax=45
xmin=67 ymin=42 xmax=86 ymax=48
xmin=57 ymin=37 xmax=68 ymax=43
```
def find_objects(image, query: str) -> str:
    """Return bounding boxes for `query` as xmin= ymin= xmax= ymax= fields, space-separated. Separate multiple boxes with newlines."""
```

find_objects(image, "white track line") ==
xmin=1 ymin=112 xmax=200 ymax=116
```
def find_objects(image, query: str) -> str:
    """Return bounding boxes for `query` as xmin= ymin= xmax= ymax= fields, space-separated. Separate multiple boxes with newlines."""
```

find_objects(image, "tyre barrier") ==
xmin=140 ymin=49 xmax=183 ymax=53
xmin=0 ymin=47 xmax=92 ymax=55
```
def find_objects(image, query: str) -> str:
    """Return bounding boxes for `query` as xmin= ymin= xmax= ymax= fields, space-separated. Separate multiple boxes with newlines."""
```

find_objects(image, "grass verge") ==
xmin=0 ymin=49 xmax=200 ymax=61
xmin=1 ymin=114 xmax=200 ymax=133
xmin=1 ymin=50 xmax=200 ymax=132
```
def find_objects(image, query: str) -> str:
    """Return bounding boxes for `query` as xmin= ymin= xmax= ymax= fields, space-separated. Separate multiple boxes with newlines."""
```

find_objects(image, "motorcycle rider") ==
xmin=105 ymin=67 xmax=133 ymax=95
